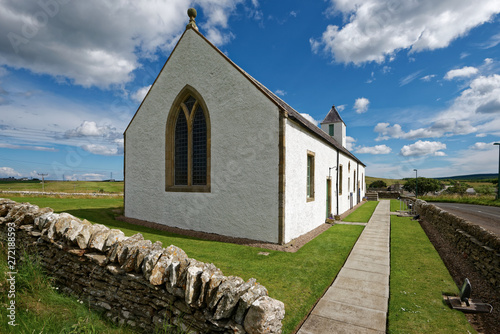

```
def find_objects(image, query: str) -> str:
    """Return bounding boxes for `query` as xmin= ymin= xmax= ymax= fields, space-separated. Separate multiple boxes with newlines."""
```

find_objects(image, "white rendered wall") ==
xmin=125 ymin=29 xmax=280 ymax=243
xmin=284 ymin=120 xmax=339 ymax=243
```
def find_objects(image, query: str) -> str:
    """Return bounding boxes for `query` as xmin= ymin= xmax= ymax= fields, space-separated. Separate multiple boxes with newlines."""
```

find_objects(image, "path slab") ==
xmin=297 ymin=200 xmax=391 ymax=334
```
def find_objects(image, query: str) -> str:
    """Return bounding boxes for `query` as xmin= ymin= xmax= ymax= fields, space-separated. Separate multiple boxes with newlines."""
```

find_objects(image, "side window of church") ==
xmin=307 ymin=151 xmax=315 ymax=201
xmin=339 ymin=165 xmax=343 ymax=195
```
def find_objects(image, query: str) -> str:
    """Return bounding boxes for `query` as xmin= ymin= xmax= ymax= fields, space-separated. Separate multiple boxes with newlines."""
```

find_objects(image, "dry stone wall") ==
xmin=0 ymin=199 xmax=285 ymax=333
xmin=414 ymin=199 xmax=500 ymax=289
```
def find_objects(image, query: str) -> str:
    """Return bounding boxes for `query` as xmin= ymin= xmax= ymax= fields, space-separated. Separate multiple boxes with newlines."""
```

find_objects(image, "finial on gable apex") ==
xmin=186 ymin=8 xmax=198 ymax=31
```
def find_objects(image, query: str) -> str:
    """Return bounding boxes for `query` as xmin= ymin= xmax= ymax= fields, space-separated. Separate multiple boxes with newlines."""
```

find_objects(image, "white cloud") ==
xmin=399 ymin=70 xmax=423 ymax=86
xmin=444 ymin=66 xmax=479 ymax=80
xmin=336 ymin=104 xmax=346 ymax=112
xmin=132 ymin=85 xmax=152 ymax=103
xmin=354 ymin=97 xmax=369 ymax=113
xmin=65 ymin=121 xmax=118 ymax=138
xmin=311 ymin=0 xmax=500 ymax=64
xmin=470 ymin=141 xmax=498 ymax=150
xmin=0 ymin=143 xmax=57 ymax=152
xmin=375 ymin=119 xmax=476 ymax=141
xmin=81 ymin=144 xmax=119 ymax=156
xmin=0 ymin=167 xmax=22 ymax=178
xmin=300 ymin=113 xmax=319 ymax=126
xmin=0 ymin=0 xmax=244 ymax=88
xmin=275 ymin=89 xmax=287 ymax=96
xmin=346 ymin=136 xmax=356 ymax=151
xmin=355 ymin=145 xmax=392 ymax=154
xmin=420 ymin=74 xmax=436 ymax=82
xmin=400 ymin=140 xmax=446 ymax=157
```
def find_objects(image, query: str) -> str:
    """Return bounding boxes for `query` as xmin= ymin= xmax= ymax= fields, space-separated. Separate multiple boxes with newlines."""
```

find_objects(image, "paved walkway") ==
xmin=298 ymin=200 xmax=390 ymax=334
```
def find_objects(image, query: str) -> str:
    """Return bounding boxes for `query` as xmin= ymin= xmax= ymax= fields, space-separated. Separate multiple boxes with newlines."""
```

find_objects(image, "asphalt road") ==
xmin=432 ymin=202 xmax=500 ymax=236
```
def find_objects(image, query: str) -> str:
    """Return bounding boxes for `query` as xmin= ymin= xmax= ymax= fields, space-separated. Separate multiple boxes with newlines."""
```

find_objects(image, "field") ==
xmin=0 ymin=180 xmax=124 ymax=194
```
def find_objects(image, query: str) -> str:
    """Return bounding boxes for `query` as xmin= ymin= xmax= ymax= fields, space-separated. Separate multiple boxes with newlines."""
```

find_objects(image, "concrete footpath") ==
xmin=297 ymin=200 xmax=391 ymax=334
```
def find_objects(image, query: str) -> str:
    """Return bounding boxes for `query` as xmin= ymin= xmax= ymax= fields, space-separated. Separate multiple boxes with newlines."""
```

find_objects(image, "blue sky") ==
xmin=1 ymin=0 xmax=500 ymax=181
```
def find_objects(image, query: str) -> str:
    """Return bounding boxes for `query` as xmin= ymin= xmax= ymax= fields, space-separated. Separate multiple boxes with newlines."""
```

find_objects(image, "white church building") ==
xmin=124 ymin=9 xmax=366 ymax=245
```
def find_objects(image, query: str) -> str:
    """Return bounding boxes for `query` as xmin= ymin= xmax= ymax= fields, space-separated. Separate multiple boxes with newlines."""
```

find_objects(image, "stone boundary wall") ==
xmin=413 ymin=199 xmax=500 ymax=289
xmin=0 ymin=199 xmax=285 ymax=333
xmin=376 ymin=191 xmax=401 ymax=199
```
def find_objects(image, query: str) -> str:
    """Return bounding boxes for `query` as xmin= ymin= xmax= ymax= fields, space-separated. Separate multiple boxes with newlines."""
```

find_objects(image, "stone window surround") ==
xmin=165 ymin=85 xmax=211 ymax=193
xmin=306 ymin=150 xmax=315 ymax=202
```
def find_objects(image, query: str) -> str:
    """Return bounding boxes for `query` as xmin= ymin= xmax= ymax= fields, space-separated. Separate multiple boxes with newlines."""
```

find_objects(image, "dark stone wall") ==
xmin=414 ymin=199 xmax=500 ymax=289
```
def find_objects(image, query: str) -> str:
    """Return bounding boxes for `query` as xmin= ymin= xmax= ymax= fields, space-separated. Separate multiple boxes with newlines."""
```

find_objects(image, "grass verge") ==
xmin=388 ymin=215 xmax=476 ymax=333
xmin=342 ymin=201 xmax=379 ymax=222
xmin=0 ymin=243 xmax=130 ymax=333
xmin=4 ymin=196 xmax=364 ymax=334
xmin=421 ymin=194 xmax=500 ymax=207
xmin=390 ymin=199 xmax=409 ymax=212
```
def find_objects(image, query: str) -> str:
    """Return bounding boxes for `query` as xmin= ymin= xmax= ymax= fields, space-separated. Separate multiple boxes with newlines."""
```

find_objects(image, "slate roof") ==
xmin=321 ymin=106 xmax=345 ymax=125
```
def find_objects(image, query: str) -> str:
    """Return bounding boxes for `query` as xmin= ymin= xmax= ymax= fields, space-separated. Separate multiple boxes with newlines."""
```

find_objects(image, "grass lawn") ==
xmin=0 ymin=244 xmax=131 ymax=333
xmin=388 ymin=215 xmax=475 ymax=333
xmin=342 ymin=200 xmax=378 ymax=222
xmin=390 ymin=199 xmax=409 ymax=212
xmin=0 ymin=181 xmax=124 ymax=194
xmin=4 ymin=196 xmax=364 ymax=334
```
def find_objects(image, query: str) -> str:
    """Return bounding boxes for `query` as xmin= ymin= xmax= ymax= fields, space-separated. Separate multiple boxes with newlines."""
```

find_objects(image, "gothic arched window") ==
xmin=166 ymin=86 xmax=210 ymax=192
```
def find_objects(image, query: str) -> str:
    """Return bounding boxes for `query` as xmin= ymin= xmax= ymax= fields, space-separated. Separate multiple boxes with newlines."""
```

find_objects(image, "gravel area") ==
xmin=419 ymin=219 xmax=499 ymax=334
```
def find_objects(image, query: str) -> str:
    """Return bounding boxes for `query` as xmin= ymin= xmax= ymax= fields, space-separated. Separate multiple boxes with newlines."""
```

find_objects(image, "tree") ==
xmin=445 ymin=181 xmax=470 ymax=195
xmin=403 ymin=177 xmax=443 ymax=196
xmin=369 ymin=180 xmax=387 ymax=188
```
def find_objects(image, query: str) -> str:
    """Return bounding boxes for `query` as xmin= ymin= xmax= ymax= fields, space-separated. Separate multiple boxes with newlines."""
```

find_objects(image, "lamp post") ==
xmin=495 ymin=143 xmax=500 ymax=200
xmin=413 ymin=169 xmax=418 ymax=200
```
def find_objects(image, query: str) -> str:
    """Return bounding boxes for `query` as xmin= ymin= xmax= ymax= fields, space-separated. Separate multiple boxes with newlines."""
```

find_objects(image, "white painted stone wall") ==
xmin=284 ymin=119 xmax=365 ymax=243
xmin=284 ymin=120 xmax=337 ymax=243
xmin=320 ymin=122 xmax=346 ymax=148
xmin=125 ymin=29 xmax=280 ymax=243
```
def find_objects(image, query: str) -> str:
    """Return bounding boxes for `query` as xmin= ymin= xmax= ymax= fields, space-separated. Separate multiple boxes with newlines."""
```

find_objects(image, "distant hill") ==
xmin=434 ymin=173 xmax=498 ymax=181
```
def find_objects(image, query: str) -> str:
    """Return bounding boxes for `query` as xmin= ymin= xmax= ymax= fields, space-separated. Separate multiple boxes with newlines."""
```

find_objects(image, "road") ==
xmin=432 ymin=202 xmax=500 ymax=236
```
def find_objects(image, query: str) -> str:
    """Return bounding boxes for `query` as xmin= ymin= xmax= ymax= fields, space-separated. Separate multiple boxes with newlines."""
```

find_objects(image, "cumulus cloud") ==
xmin=470 ymin=141 xmax=497 ymax=150
xmin=346 ymin=136 xmax=356 ymax=151
xmin=0 ymin=0 xmax=245 ymax=88
xmin=355 ymin=145 xmax=392 ymax=154
xmin=310 ymin=0 xmax=500 ymax=64
xmin=443 ymin=74 xmax=500 ymax=119
xmin=0 ymin=167 xmax=22 ymax=178
xmin=354 ymin=97 xmax=370 ymax=113
xmin=132 ymin=85 xmax=152 ymax=103
xmin=400 ymin=140 xmax=446 ymax=157
xmin=65 ymin=121 xmax=118 ymax=138
xmin=300 ymin=113 xmax=319 ymax=126
xmin=444 ymin=66 xmax=479 ymax=80
xmin=374 ymin=119 xmax=476 ymax=141
xmin=81 ymin=144 xmax=119 ymax=156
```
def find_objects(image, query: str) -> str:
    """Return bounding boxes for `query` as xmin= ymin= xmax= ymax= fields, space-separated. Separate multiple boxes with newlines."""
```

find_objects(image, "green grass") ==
xmin=0 ymin=181 xmax=124 ymax=194
xmin=388 ymin=215 xmax=476 ymax=333
xmin=421 ymin=194 xmax=500 ymax=207
xmin=0 ymin=244 xmax=131 ymax=334
xmin=342 ymin=201 xmax=379 ymax=222
xmin=390 ymin=199 xmax=409 ymax=212
xmin=3 ymin=196 xmax=364 ymax=334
